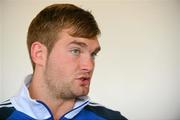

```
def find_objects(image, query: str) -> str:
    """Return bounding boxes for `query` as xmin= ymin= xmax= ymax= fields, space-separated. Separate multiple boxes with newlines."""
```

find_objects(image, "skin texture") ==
xmin=28 ymin=29 xmax=101 ymax=119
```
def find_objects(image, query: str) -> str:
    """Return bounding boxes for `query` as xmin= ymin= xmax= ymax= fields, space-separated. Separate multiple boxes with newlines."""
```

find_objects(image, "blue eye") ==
xmin=71 ymin=48 xmax=81 ymax=56
xmin=91 ymin=52 xmax=98 ymax=59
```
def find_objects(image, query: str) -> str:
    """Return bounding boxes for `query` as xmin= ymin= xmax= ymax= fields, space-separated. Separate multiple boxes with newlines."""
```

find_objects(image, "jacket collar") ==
xmin=10 ymin=74 xmax=90 ymax=119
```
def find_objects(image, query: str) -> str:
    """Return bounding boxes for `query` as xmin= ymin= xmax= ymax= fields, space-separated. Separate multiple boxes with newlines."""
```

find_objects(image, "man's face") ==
xmin=44 ymin=29 xmax=100 ymax=100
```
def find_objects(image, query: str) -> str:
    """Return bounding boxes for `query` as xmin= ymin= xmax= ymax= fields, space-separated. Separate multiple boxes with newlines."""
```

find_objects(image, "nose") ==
xmin=80 ymin=55 xmax=94 ymax=73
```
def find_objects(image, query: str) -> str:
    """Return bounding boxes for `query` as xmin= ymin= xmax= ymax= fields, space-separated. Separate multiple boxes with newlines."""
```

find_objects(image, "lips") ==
xmin=77 ymin=76 xmax=91 ymax=86
xmin=80 ymin=76 xmax=90 ymax=81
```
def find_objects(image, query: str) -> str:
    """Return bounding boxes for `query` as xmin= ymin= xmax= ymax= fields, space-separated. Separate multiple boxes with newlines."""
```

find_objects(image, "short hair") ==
xmin=27 ymin=4 xmax=101 ymax=70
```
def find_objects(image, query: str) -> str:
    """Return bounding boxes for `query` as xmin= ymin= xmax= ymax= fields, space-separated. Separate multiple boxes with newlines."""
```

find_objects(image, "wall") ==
xmin=0 ymin=0 xmax=3 ymax=100
xmin=0 ymin=0 xmax=180 ymax=119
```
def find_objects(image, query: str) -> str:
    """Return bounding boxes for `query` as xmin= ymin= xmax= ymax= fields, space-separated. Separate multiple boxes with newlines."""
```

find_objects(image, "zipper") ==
xmin=37 ymin=100 xmax=89 ymax=120
xmin=59 ymin=100 xmax=89 ymax=120
xmin=37 ymin=100 xmax=54 ymax=120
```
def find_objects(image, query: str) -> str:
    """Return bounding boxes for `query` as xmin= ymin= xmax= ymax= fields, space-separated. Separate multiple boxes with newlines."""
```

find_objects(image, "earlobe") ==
xmin=31 ymin=42 xmax=47 ymax=67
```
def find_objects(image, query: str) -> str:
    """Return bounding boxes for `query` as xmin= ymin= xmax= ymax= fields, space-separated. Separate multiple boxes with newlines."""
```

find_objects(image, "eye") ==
xmin=71 ymin=48 xmax=81 ymax=56
xmin=91 ymin=52 xmax=98 ymax=59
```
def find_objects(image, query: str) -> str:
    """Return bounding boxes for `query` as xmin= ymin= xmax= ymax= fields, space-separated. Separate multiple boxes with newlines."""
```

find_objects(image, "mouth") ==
xmin=78 ymin=77 xmax=91 ymax=86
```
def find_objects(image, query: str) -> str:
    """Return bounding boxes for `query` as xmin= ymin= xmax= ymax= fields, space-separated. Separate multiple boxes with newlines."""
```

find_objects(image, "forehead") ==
xmin=56 ymin=29 xmax=100 ymax=49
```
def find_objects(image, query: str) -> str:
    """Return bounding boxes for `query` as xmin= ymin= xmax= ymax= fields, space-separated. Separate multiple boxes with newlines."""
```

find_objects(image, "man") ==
xmin=0 ymin=4 xmax=127 ymax=120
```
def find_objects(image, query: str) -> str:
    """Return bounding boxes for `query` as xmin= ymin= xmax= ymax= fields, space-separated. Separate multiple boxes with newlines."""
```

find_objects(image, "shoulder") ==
xmin=0 ymin=99 xmax=15 ymax=120
xmin=85 ymin=102 xmax=127 ymax=120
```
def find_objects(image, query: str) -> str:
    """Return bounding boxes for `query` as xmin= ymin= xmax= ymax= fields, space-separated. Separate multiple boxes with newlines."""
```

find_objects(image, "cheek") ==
xmin=46 ymin=50 xmax=80 ymax=78
xmin=56 ymin=54 xmax=79 ymax=75
xmin=62 ymin=52 xmax=79 ymax=66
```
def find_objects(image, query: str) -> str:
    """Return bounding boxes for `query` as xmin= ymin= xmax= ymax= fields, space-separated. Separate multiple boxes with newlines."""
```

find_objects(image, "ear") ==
xmin=31 ymin=42 xmax=47 ymax=67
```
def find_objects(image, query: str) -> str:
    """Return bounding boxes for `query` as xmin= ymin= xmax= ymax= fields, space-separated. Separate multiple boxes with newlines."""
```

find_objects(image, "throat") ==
xmin=29 ymin=82 xmax=75 ymax=119
xmin=52 ymin=99 xmax=75 ymax=119
xmin=28 ymin=73 xmax=75 ymax=119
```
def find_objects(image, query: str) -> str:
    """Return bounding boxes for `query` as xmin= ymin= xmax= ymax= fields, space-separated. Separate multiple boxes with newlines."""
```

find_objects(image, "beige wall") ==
xmin=0 ymin=1 xmax=2 ymax=99
xmin=0 ymin=0 xmax=180 ymax=119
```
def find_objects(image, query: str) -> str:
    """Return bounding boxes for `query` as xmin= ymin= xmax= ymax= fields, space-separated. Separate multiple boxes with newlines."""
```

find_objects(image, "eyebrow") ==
xmin=69 ymin=40 xmax=88 ymax=48
xmin=69 ymin=40 xmax=101 ymax=53
xmin=93 ymin=46 xmax=101 ymax=54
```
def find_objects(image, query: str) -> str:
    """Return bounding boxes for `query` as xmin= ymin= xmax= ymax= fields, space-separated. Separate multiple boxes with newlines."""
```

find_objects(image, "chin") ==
xmin=76 ymin=89 xmax=89 ymax=97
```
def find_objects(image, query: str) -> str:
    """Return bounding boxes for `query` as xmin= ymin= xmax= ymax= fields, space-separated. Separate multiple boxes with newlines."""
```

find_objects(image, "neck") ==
xmin=28 ymin=70 xmax=75 ymax=119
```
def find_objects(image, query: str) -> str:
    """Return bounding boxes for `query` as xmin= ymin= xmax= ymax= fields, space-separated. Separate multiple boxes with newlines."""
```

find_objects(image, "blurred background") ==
xmin=0 ymin=0 xmax=179 ymax=119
